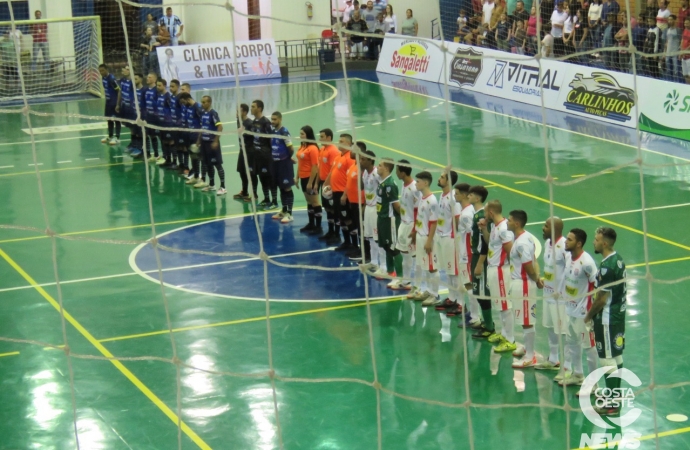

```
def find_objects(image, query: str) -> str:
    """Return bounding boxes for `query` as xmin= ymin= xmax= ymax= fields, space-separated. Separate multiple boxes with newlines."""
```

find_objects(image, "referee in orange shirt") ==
xmin=318 ymin=128 xmax=343 ymax=242
xmin=323 ymin=133 xmax=356 ymax=251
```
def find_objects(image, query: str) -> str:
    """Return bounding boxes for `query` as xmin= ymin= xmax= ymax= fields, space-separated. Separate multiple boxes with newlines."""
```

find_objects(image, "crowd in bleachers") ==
xmin=456 ymin=0 xmax=690 ymax=82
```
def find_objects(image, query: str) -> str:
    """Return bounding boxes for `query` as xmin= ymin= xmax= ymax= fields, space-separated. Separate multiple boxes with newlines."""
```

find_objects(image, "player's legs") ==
xmin=363 ymin=206 xmax=378 ymax=267
xmin=346 ymin=202 xmax=364 ymax=259
xmin=470 ymin=255 xmax=495 ymax=337
xmin=536 ymin=299 xmax=566 ymax=370
xmin=487 ymin=266 xmax=515 ymax=349
xmin=510 ymin=279 xmax=537 ymax=365
xmin=437 ymin=236 xmax=461 ymax=310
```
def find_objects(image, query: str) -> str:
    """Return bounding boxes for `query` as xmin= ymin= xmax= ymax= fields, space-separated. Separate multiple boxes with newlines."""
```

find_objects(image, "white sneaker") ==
xmin=421 ymin=294 xmax=440 ymax=306
xmin=512 ymin=344 xmax=526 ymax=358
xmin=405 ymin=287 xmax=420 ymax=299
xmin=512 ymin=356 xmax=538 ymax=369
xmin=193 ymin=181 xmax=208 ymax=189
xmin=558 ymin=372 xmax=585 ymax=386
xmin=156 ymin=156 xmax=166 ymax=165
xmin=387 ymin=279 xmax=402 ymax=289
xmin=216 ymin=187 xmax=227 ymax=196
xmin=109 ymin=137 xmax=120 ymax=145
xmin=373 ymin=268 xmax=388 ymax=280
xmin=201 ymin=185 xmax=217 ymax=192
xmin=280 ymin=213 xmax=293 ymax=223
xmin=272 ymin=211 xmax=285 ymax=220
xmin=185 ymin=177 xmax=199 ymax=185
xmin=101 ymin=136 xmax=109 ymax=143
xmin=554 ymin=369 xmax=573 ymax=383
xmin=534 ymin=360 xmax=561 ymax=371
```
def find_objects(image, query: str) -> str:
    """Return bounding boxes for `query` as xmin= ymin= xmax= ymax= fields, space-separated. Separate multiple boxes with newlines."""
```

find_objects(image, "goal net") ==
xmin=0 ymin=16 xmax=102 ymax=102
xmin=0 ymin=0 xmax=689 ymax=449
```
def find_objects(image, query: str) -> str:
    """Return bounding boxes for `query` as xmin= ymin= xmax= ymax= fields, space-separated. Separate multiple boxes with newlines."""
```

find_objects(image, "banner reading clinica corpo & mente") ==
xmin=157 ymin=39 xmax=280 ymax=85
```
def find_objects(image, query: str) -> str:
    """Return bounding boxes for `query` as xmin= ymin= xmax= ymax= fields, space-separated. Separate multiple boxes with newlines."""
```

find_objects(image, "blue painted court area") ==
xmin=130 ymin=210 xmax=396 ymax=302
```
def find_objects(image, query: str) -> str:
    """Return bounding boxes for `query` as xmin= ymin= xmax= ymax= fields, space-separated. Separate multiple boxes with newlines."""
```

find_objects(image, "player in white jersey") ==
xmin=506 ymin=210 xmax=544 ymax=368
xmin=433 ymin=170 xmax=461 ymax=311
xmin=478 ymin=200 xmax=515 ymax=353
xmin=410 ymin=171 xmax=440 ymax=306
xmin=360 ymin=150 xmax=386 ymax=276
xmin=394 ymin=159 xmax=419 ymax=292
xmin=559 ymin=228 xmax=598 ymax=388
xmin=535 ymin=217 xmax=569 ymax=373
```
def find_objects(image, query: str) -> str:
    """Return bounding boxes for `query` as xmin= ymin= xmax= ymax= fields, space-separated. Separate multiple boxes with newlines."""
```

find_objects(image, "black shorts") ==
xmin=471 ymin=253 xmax=489 ymax=299
xmin=594 ymin=318 xmax=625 ymax=359
xmin=200 ymin=140 xmax=223 ymax=165
xmin=272 ymin=159 xmax=295 ymax=190
xmin=118 ymin=105 xmax=135 ymax=123
xmin=332 ymin=191 xmax=347 ymax=226
xmin=254 ymin=150 xmax=272 ymax=177
xmin=300 ymin=177 xmax=318 ymax=194
xmin=237 ymin=148 xmax=249 ymax=173
xmin=105 ymin=102 xmax=118 ymax=118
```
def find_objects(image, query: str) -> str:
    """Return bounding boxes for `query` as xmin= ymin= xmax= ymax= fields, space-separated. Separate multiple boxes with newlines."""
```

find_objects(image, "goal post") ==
xmin=0 ymin=16 xmax=103 ymax=102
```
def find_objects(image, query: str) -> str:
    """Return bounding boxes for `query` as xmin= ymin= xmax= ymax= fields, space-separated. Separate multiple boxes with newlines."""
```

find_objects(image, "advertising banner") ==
xmin=375 ymin=36 xmax=446 ymax=83
xmin=157 ymin=39 xmax=280 ymax=85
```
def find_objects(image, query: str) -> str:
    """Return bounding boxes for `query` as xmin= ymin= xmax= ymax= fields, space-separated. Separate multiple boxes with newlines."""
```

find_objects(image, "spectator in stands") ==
xmin=159 ymin=7 xmax=184 ymax=46
xmin=514 ymin=19 xmax=527 ymax=53
xmin=656 ymin=0 xmax=670 ymax=41
xmin=458 ymin=9 xmax=470 ymax=38
xmin=401 ymin=9 xmax=418 ymax=36
xmin=563 ymin=5 xmax=579 ymax=58
xmin=486 ymin=0 xmax=506 ymax=48
xmin=681 ymin=18 xmax=690 ymax=83
xmin=140 ymin=27 xmax=161 ymax=76
xmin=665 ymin=14 xmax=681 ymax=80
xmin=645 ymin=0 xmax=658 ymax=26
xmin=158 ymin=25 xmax=171 ymax=47
xmin=30 ymin=10 xmax=49 ymax=72
xmin=551 ymin=1 xmax=569 ymax=56
xmin=542 ymin=32 xmax=554 ymax=57
xmin=615 ymin=16 xmax=631 ymax=71
xmin=483 ymin=0 xmax=496 ymax=30
xmin=346 ymin=10 xmax=369 ymax=59
xmin=368 ymin=13 xmax=388 ymax=59
xmin=511 ymin=1 xmax=530 ymax=35
xmin=632 ymin=13 xmax=648 ymax=71
xmin=678 ymin=0 xmax=689 ymax=31
xmin=343 ymin=0 xmax=355 ymax=24
xmin=0 ymin=30 xmax=18 ymax=82
xmin=384 ymin=4 xmax=397 ymax=33
xmin=495 ymin=13 xmax=511 ymax=50
xmin=601 ymin=0 xmax=620 ymax=27
xmin=642 ymin=14 xmax=661 ymax=77
xmin=363 ymin=1 xmax=378 ymax=30
xmin=143 ymin=13 xmax=158 ymax=35
xmin=588 ymin=0 xmax=603 ymax=50
xmin=601 ymin=13 xmax=618 ymax=69
xmin=575 ymin=8 xmax=589 ymax=57
xmin=526 ymin=5 xmax=540 ymax=54
xmin=541 ymin=0 xmax=555 ymax=27
xmin=373 ymin=0 xmax=386 ymax=16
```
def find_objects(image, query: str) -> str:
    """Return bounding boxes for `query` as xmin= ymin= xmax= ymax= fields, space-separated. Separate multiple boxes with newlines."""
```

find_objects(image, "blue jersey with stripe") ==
xmin=102 ymin=73 xmax=119 ymax=104
xmin=179 ymin=101 xmax=189 ymax=128
xmin=200 ymin=108 xmax=221 ymax=142
xmin=144 ymin=86 xmax=158 ymax=118
xmin=186 ymin=102 xmax=202 ymax=129
xmin=170 ymin=94 xmax=184 ymax=126
xmin=271 ymin=126 xmax=292 ymax=160
xmin=119 ymin=77 xmax=134 ymax=108
xmin=155 ymin=91 xmax=172 ymax=125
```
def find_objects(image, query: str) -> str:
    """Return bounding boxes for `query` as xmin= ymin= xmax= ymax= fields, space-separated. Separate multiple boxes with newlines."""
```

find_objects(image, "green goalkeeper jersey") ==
xmin=377 ymin=175 xmax=399 ymax=219
xmin=595 ymin=252 xmax=627 ymax=326
xmin=471 ymin=207 xmax=485 ymax=255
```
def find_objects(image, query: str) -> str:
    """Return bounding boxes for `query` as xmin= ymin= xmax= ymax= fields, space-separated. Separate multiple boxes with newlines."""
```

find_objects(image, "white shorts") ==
xmin=683 ymin=58 xmax=690 ymax=76
xmin=566 ymin=315 xmax=596 ymax=349
xmin=487 ymin=265 xmax=511 ymax=311
xmin=542 ymin=300 xmax=567 ymax=334
xmin=395 ymin=221 xmax=415 ymax=252
xmin=415 ymin=234 xmax=438 ymax=272
xmin=509 ymin=279 xmax=537 ymax=326
xmin=438 ymin=236 xmax=457 ymax=276
xmin=458 ymin=261 xmax=471 ymax=286
xmin=363 ymin=206 xmax=377 ymax=238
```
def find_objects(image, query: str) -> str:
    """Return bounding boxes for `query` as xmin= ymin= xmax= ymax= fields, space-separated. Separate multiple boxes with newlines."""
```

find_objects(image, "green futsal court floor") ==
xmin=0 ymin=76 xmax=689 ymax=449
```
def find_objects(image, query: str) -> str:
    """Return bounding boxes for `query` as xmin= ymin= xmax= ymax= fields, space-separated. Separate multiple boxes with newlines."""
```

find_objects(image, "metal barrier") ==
xmin=276 ymin=39 xmax=323 ymax=72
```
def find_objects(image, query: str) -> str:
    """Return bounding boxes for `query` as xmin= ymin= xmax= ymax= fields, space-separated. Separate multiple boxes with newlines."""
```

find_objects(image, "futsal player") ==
xmin=536 ymin=217 xmax=568 ymax=373
xmin=585 ymin=227 xmax=627 ymax=416
xmin=129 ymin=72 xmax=145 ymax=158
xmin=169 ymin=79 xmax=186 ymax=172
xmin=180 ymin=83 xmax=196 ymax=179
xmin=316 ymin=129 xmax=341 ymax=241
xmin=360 ymin=148 xmax=384 ymax=272
xmin=269 ymin=111 xmax=295 ymax=222
xmin=323 ymin=134 xmax=356 ymax=251
xmin=99 ymin=64 xmax=121 ymax=146
xmin=154 ymin=78 xmax=175 ymax=169
xmin=478 ymin=200 xmax=515 ymax=353
xmin=393 ymin=160 xmax=417 ymax=291
xmin=235 ymin=103 xmax=257 ymax=201
xmin=251 ymin=100 xmax=277 ymax=209
xmin=375 ymin=159 xmax=403 ymax=279
xmin=295 ymin=125 xmax=320 ymax=231
xmin=449 ymin=183 xmax=480 ymax=324
xmin=410 ymin=171 xmax=440 ymax=306
xmin=506 ymin=210 xmax=543 ymax=368
xmin=469 ymin=186 xmax=494 ymax=337
xmin=116 ymin=66 xmax=135 ymax=151
xmin=177 ymin=92 xmax=205 ymax=187
xmin=434 ymin=170 xmax=462 ymax=311
xmin=342 ymin=142 xmax=366 ymax=260
xmin=143 ymin=72 xmax=161 ymax=163
xmin=558 ymin=228 xmax=598 ymax=385
xmin=196 ymin=95 xmax=226 ymax=195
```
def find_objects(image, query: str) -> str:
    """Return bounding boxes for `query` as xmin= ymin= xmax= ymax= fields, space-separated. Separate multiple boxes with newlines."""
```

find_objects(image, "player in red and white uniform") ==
xmin=506 ymin=210 xmax=544 ymax=368
xmin=559 ymin=228 xmax=598 ymax=388
xmin=410 ymin=171 xmax=440 ymax=306
xmin=478 ymin=200 xmax=515 ymax=353
xmin=434 ymin=170 xmax=461 ymax=311
xmin=452 ymin=183 xmax=481 ymax=324
xmin=395 ymin=160 xmax=420 ymax=293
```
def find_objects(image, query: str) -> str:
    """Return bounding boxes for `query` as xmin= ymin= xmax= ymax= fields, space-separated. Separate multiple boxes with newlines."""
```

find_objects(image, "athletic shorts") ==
xmin=363 ymin=206 xmax=377 ymax=238
xmin=118 ymin=105 xmax=135 ymax=122
xmin=348 ymin=202 xmax=363 ymax=232
xmin=272 ymin=159 xmax=295 ymax=189
xmin=683 ymin=58 xmax=690 ymax=76
xmin=438 ymin=236 xmax=458 ymax=276
xmin=332 ymin=191 xmax=347 ymax=226
xmin=471 ymin=254 xmax=489 ymax=299
xmin=254 ymin=150 xmax=273 ymax=176
xmin=395 ymin=221 xmax=415 ymax=252
xmin=594 ymin=318 xmax=625 ymax=359
xmin=542 ymin=300 xmax=567 ymax=334
xmin=176 ymin=130 xmax=188 ymax=147
xmin=200 ymin=140 xmax=223 ymax=165
xmin=157 ymin=124 xmax=174 ymax=141
xmin=299 ymin=177 xmax=318 ymax=195
xmin=376 ymin=216 xmax=399 ymax=248
xmin=509 ymin=278 xmax=537 ymax=326
xmin=105 ymin=102 xmax=118 ymax=118
xmin=415 ymin=235 xmax=438 ymax=272
xmin=487 ymin=265 xmax=511 ymax=311
xmin=566 ymin=315 xmax=595 ymax=349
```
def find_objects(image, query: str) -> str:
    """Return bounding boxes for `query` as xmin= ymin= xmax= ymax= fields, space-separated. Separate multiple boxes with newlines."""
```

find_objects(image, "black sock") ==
xmin=217 ymin=164 xmax=225 ymax=188
xmin=341 ymin=226 xmax=349 ymax=242
xmin=315 ymin=206 xmax=323 ymax=227
xmin=271 ymin=187 xmax=278 ymax=203
xmin=350 ymin=231 xmax=359 ymax=247
xmin=107 ymin=120 xmax=114 ymax=138
xmin=307 ymin=205 xmax=315 ymax=226
xmin=285 ymin=189 xmax=294 ymax=214
xmin=115 ymin=121 xmax=121 ymax=139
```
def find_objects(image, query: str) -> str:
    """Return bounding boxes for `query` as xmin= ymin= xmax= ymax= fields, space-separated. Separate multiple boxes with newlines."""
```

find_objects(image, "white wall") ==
xmin=270 ymin=1 xmax=331 ymax=41
xmin=162 ymin=0 xmax=248 ymax=44
xmin=27 ymin=0 xmax=75 ymax=61
xmin=391 ymin=0 xmax=441 ymax=39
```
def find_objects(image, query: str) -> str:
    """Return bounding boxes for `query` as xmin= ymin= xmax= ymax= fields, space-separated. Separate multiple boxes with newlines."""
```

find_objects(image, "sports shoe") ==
xmin=471 ymin=327 xmax=496 ymax=339
xmin=233 ymin=191 xmax=246 ymax=199
xmin=347 ymin=250 xmax=363 ymax=261
xmin=469 ymin=318 xmax=483 ymax=329
xmin=493 ymin=339 xmax=517 ymax=353
xmin=201 ymin=185 xmax=217 ymax=192
xmin=409 ymin=290 xmax=428 ymax=301
xmin=534 ymin=360 xmax=561 ymax=371
xmin=576 ymin=387 xmax=596 ymax=398
xmin=435 ymin=298 xmax=457 ymax=311
xmin=147 ymin=156 xmax=157 ymax=163
xmin=216 ymin=188 xmax=227 ymax=196
xmin=487 ymin=332 xmax=503 ymax=344
xmin=280 ymin=213 xmax=294 ymax=224
xmin=558 ymin=372 xmax=585 ymax=386
xmin=399 ymin=280 xmax=412 ymax=290
xmin=258 ymin=199 xmax=271 ymax=208
xmin=272 ymin=211 xmax=286 ymax=220
xmin=109 ymin=138 xmax=120 ymax=145
xmin=445 ymin=304 xmax=463 ymax=317
xmin=193 ymin=181 xmax=208 ymax=189
xmin=373 ymin=268 xmax=388 ymax=280
xmin=421 ymin=295 xmax=440 ymax=306
xmin=554 ymin=369 xmax=573 ymax=383
xmin=267 ymin=201 xmax=279 ymax=210
xmin=387 ymin=279 xmax=404 ymax=290
xmin=300 ymin=224 xmax=315 ymax=233
xmin=512 ymin=356 xmax=538 ymax=369
xmin=513 ymin=345 xmax=526 ymax=358
xmin=334 ymin=242 xmax=352 ymax=252
xmin=308 ymin=227 xmax=324 ymax=237
xmin=326 ymin=235 xmax=342 ymax=246
xmin=130 ymin=149 xmax=143 ymax=158
xmin=318 ymin=231 xmax=334 ymax=241
xmin=155 ymin=156 xmax=165 ymax=165
xmin=594 ymin=405 xmax=620 ymax=416
xmin=101 ymin=136 xmax=109 ymax=143
xmin=185 ymin=177 xmax=199 ymax=185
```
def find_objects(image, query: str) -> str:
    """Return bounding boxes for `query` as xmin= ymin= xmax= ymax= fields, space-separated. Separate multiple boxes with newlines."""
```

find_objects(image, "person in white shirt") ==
xmin=434 ymin=170 xmax=462 ymax=311
xmin=483 ymin=0 xmax=496 ymax=26
xmin=507 ymin=210 xmax=543 ymax=368
xmin=361 ymin=150 xmax=384 ymax=274
xmin=394 ymin=160 xmax=420 ymax=293
xmin=550 ymin=1 xmax=569 ymax=56
xmin=410 ymin=171 xmax=441 ymax=306
xmin=478 ymin=200 xmax=515 ymax=353
xmin=384 ymin=4 xmax=397 ymax=33
xmin=559 ymin=228 xmax=598 ymax=389
xmin=535 ymin=217 xmax=569 ymax=372
xmin=343 ymin=0 xmax=355 ymax=23
xmin=159 ymin=7 xmax=184 ymax=46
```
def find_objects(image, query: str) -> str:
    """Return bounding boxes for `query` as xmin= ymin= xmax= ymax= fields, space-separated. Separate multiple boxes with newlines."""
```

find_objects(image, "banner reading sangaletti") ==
xmin=157 ymin=39 xmax=280 ymax=85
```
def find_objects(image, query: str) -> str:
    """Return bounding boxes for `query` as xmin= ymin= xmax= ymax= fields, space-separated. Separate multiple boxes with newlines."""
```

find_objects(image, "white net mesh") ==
xmin=0 ymin=0 xmax=689 ymax=449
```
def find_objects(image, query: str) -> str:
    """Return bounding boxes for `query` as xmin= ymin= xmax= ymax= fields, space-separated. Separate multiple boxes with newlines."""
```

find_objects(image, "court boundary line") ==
xmin=353 ymin=78 xmax=690 ymax=164
xmin=0 ymin=247 xmax=212 ymax=450
xmin=363 ymin=139 xmax=690 ymax=252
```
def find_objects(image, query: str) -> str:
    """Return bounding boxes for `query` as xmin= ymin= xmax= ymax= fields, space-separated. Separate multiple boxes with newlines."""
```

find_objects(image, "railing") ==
xmin=275 ymin=38 xmax=323 ymax=72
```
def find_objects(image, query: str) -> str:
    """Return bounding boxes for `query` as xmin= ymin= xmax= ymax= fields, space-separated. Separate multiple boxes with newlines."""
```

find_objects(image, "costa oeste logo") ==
xmin=390 ymin=40 xmax=431 ymax=76
xmin=563 ymin=72 xmax=636 ymax=122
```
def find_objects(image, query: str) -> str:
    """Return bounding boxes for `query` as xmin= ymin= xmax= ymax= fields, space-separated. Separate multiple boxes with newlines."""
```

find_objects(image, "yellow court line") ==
xmin=99 ymin=297 xmax=405 ymax=344
xmin=0 ymin=351 xmax=20 ymax=358
xmin=628 ymin=255 xmax=690 ymax=268
xmin=514 ymin=181 xmax=530 ymax=184
xmin=363 ymin=140 xmax=690 ymax=253
xmin=0 ymin=247 xmax=212 ymax=450
xmin=573 ymin=425 xmax=690 ymax=450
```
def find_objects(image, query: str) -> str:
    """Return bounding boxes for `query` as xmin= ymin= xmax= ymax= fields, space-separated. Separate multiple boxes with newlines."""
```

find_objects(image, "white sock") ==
xmin=447 ymin=275 xmax=459 ymax=302
xmin=428 ymin=271 xmax=440 ymax=297
xmin=568 ymin=342 xmax=584 ymax=375
xmin=548 ymin=329 xmax=560 ymax=364
xmin=402 ymin=252 xmax=413 ymax=284
xmin=369 ymin=238 xmax=380 ymax=267
xmin=586 ymin=347 xmax=599 ymax=378
xmin=415 ymin=263 xmax=424 ymax=291
xmin=469 ymin=291 xmax=480 ymax=321
xmin=379 ymin=247 xmax=387 ymax=270
xmin=500 ymin=309 xmax=514 ymax=342
xmin=523 ymin=327 xmax=535 ymax=359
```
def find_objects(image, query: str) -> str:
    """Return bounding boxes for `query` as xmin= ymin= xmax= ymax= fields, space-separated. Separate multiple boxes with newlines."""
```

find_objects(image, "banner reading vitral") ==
xmin=157 ymin=39 xmax=281 ymax=85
